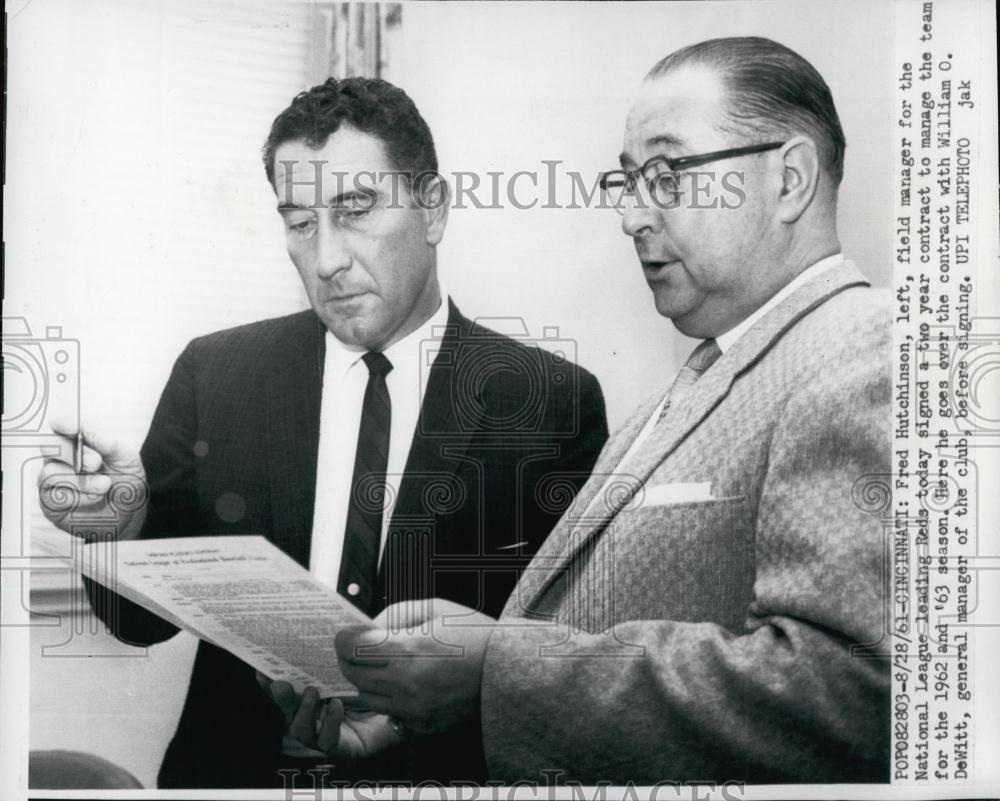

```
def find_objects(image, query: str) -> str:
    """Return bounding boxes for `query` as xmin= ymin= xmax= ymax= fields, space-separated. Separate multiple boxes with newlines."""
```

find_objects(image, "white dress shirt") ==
xmin=309 ymin=294 xmax=451 ymax=590
xmin=614 ymin=254 xmax=844 ymax=474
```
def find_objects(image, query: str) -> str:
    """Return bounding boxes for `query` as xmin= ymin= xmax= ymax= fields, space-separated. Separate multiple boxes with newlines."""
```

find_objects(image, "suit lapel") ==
xmin=513 ymin=388 xmax=665 ymax=604
xmin=391 ymin=301 xmax=481 ymax=528
xmin=266 ymin=313 xmax=325 ymax=568
xmin=520 ymin=260 xmax=871 ymax=609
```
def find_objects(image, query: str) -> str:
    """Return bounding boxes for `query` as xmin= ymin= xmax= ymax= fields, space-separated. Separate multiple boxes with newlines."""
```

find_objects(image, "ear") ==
xmin=417 ymin=174 xmax=450 ymax=246
xmin=775 ymin=136 xmax=820 ymax=224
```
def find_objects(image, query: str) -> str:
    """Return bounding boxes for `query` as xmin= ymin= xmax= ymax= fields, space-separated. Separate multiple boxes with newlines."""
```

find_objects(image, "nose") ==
xmin=620 ymin=201 xmax=662 ymax=239
xmin=315 ymin=215 xmax=352 ymax=279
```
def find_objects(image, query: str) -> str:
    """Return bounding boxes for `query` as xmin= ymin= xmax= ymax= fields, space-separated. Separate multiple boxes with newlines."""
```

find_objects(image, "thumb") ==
xmin=375 ymin=598 xmax=438 ymax=631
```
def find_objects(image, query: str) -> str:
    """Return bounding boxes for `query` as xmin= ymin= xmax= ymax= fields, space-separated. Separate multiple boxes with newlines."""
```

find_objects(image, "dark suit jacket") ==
xmin=86 ymin=301 xmax=607 ymax=789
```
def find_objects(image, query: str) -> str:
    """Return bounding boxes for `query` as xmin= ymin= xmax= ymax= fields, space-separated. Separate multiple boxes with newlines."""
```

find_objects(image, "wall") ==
xmin=402 ymin=0 xmax=893 ymax=426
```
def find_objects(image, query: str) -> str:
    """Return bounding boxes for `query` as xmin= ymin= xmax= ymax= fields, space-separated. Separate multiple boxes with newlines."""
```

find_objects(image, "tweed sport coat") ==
xmin=85 ymin=300 xmax=608 ymax=788
xmin=480 ymin=261 xmax=891 ymax=784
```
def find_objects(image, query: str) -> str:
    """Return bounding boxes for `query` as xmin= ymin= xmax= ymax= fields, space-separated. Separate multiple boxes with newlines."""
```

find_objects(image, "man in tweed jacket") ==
xmin=338 ymin=37 xmax=891 ymax=784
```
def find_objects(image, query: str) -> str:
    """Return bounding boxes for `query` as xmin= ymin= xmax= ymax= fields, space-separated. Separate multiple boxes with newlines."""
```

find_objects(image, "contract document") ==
xmin=77 ymin=535 xmax=371 ymax=697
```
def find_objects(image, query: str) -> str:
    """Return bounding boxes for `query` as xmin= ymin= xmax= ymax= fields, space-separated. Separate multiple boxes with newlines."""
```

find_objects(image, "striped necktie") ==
xmin=338 ymin=351 xmax=393 ymax=616
xmin=657 ymin=338 xmax=721 ymax=423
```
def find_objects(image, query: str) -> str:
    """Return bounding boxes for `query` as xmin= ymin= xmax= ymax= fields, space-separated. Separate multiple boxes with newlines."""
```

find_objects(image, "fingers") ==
xmin=37 ymin=462 xmax=112 ymax=523
xmin=316 ymin=698 xmax=344 ymax=755
xmin=47 ymin=417 xmax=80 ymax=439
xmin=338 ymin=661 xmax=396 ymax=697
xmin=264 ymin=682 xmax=342 ymax=755
xmin=38 ymin=461 xmax=112 ymax=496
xmin=375 ymin=598 xmax=436 ymax=630
xmin=423 ymin=598 xmax=482 ymax=621
xmin=46 ymin=419 xmax=138 ymax=471
xmin=267 ymin=681 xmax=300 ymax=726
xmin=288 ymin=687 xmax=322 ymax=746
xmin=353 ymin=691 xmax=399 ymax=716
xmin=334 ymin=622 xmax=453 ymax=661
xmin=79 ymin=445 xmax=104 ymax=474
xmin=78 ymin=427 xmax=136 ymax=468
xmin=374 ymin=598 xmax=477 ymax=630
xmin=40 ymin=436 xmax=103 ymax=474
xmin=335 ymin=627 xmax=389 ymax=667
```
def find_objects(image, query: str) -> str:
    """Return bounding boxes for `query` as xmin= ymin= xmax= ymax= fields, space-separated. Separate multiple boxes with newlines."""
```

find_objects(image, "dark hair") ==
xmin=648 ymin=37 xmax=846 ymax=185
xmin=262 ymin=76 xmax=438 ymax=187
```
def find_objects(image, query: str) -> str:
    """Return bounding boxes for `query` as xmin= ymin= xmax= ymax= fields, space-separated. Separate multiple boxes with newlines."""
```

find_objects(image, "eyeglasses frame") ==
xmin=598 ymin=141 xmax=786 ymax=211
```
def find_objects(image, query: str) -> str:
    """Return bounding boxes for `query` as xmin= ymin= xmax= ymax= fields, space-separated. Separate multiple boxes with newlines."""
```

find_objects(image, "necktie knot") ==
xmin=686 ymin=338 xmax=721 ymax=372
xmin=657 ymin=338 xmax=721 ymax=425
xmin=362 ymin=351 xmax=393 ymax=378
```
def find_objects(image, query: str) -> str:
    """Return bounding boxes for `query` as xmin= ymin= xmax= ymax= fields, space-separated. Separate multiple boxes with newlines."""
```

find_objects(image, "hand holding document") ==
xmin=256 ymin=677 xmax=404 ymax=761
xmin=77 ymin=535 xmax=372 ymax=696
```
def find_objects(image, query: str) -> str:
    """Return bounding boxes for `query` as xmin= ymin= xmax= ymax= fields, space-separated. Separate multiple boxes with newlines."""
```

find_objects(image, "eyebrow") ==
xmin=619 ymin=133 xmax=687 ymax=167
xmin=276 ymin=201 xmax=312 ymax=212
xmin=328 ymin=188 xmax=377 ymax=206
xmin=276 ymin=188 xmax=376 ymax=212
xmin=647 ymin=133 xmax=686 ymax=149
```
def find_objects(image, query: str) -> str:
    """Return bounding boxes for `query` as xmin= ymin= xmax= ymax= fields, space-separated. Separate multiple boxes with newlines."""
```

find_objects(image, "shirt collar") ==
xmin=715 ymin=253 xmax=844 ymax=353
xmin=324 ymin=289 xmax=451 ymax=378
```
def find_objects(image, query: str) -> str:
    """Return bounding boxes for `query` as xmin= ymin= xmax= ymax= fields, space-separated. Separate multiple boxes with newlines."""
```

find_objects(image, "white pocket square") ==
xmin=639 ymin=482 xmax=713 ymax=507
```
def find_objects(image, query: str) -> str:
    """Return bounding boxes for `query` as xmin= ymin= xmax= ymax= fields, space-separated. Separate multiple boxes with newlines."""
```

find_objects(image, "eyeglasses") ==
xmin=598 ymin=141 xmax=785 ymax=214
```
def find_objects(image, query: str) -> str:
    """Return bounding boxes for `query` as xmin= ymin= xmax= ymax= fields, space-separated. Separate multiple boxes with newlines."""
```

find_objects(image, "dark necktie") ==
xmin=338 ymin=351 xmax=393 ymax=616
xmin=657 ymin=338 xmax=721 ymax=423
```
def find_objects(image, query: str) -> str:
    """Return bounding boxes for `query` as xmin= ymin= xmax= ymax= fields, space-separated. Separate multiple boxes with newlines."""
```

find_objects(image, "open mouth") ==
xmin=641 ymin=260 xmax=679 ymax=277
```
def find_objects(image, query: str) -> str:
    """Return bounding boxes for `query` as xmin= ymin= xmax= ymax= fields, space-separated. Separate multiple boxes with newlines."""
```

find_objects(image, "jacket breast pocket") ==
xmin=606 ymin=496 xmax=755 ymax=632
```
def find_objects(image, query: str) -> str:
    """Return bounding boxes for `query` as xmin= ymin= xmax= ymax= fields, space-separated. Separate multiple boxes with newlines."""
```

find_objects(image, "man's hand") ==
xmin=256 ymin=675 xmax=402 ymax=761
xmin=335 ymin=599 xmax=496 ymax=735
xmin=37 ymin=420 xmax=148 ymax=540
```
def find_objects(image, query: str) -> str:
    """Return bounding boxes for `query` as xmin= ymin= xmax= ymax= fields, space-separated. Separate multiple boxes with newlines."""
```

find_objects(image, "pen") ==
xmin=74 ymin=431 xmax=84 ymax=474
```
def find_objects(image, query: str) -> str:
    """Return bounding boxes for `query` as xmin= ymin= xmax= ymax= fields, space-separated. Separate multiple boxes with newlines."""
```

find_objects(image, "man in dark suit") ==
xmin=38 ymin=77 xmax=607 ymax=789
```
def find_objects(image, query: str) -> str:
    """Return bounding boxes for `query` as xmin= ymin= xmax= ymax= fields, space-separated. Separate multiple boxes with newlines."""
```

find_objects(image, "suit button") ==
xmin=347 ymin=583 xmax=360 ymax=596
